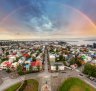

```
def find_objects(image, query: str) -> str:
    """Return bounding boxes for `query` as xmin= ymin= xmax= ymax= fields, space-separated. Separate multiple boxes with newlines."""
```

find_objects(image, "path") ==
xmin=39 ymin=46 xmax=51 ymax=91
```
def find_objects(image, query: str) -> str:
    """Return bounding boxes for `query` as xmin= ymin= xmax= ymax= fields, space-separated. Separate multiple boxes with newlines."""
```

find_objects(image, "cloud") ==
xmin=29 ymin=15 xmax=55 ymax=32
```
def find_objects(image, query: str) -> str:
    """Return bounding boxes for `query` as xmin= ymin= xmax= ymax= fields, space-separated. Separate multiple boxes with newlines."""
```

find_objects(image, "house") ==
xmin=70 ymin=64 xmax=78 ymax=69
xmin=31 ymin=60 xmax=42 ymax=71
xmin=27 ymin=58 xmax=33 ymax=62
xmin=23 ymin=53 xmax=30 ymax=58
xmin=51 ymin=62 xmax=65 ymax=71
xmin=25 ymin=64 xmax=30 ymax=71
xmin=63 ymin=54 xmax=68 ymax=60
xmin=49 ymin=54 xmax=55 ymax=63
xmin=11 ymin=62 xmax=18 ymax=69
xmin=0 ymin=61 xmax=12 ymax=69
xmin=51 ymin=66 xmax=56 ymax=71
xmin=16 ymin=51 xmax=22 ymax=57
xmin=0 ymin=49 xmax=3 ymax=55
xmin=81 ymin=55 xmax=92 ymax=63
xmin=91 ymin=60 xmax=96 ymax=65
xmin=8 ymin=55 xmax=16 ymax=62
xmin=21 ymin=57 xmax=26 ymax=61
xmin=18 ymin=59 xmax=24 ymax=64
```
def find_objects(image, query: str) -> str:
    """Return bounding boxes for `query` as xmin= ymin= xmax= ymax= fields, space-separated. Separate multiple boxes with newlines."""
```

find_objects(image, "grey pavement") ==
xmin=39 ymin=47 xmax=51 ymax=91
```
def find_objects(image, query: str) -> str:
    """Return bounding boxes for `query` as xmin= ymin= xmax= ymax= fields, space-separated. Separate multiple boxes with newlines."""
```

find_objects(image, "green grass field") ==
xmin=5 ymin=82 xmax=21 ymax=91
xmin=5 ymin=79 xmax=39 ymax=91
xmin=24 ymin=79 xmax=39 ymax=91
xmin=58 ymin=77 xmax=96 ymax=91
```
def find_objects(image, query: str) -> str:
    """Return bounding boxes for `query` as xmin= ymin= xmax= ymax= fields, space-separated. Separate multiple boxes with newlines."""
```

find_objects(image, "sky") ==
xmin=0 ymin=0 xmax=96 ymax=40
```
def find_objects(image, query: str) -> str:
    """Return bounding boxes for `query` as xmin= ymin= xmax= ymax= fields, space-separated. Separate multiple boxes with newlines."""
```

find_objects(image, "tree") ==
xmin=75 ymin=58 xmax=82 ymax=67
xmin=37 ymin=66 xmax=40 ymax=71
xmin=6 ymin=51 xmax=9 ymax=56
xmin=17 ymin=65 xmax=24 ymax=75
xmin=83 ymin=63 xmax=96 ymax=77
xmin=69 ymin=57 xmax=76 ymax=65
xmin=56 ymin=65 xmax=58 ymax=71
xmin=59 ymin=55 xmax=65 ymax=62
xmin=69 ymin=56 xmax=82 ymax=67
xmin=29 ymin=66 xmax=33 ymax=72
xmin=33 ymin=57 xmax=36 ymax=62
xmin=6 ymin=68 xmax=11 ymax=73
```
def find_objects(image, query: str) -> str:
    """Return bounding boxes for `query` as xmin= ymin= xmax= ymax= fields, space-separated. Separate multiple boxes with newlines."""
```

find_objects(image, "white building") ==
xmin=51 ymin=62 xmax=65 ymax=71
xmin=51 ymin=66 xmax=56 ymax=71
xmin=49 ymin=54 xmax=55 ymax=63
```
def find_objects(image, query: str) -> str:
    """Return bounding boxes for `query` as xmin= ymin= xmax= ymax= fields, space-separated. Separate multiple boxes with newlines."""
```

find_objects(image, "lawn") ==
xmin=24 ymin=79 xmax=39 ymax=91
xmin=58 ymin=77 xmax=96 ymax=91
xmin=5 ymin=79 xmax=39 ymax=91
xmin=5 ymin=82 xmax=21 ymax=91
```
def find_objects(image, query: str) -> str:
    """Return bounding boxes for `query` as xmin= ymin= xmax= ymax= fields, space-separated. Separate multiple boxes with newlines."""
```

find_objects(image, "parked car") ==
xmin=94 ymin=79 xmax=96 ymax=82
xmin=79 ymin=74 xmax=83 ymax=76
xmin=89 ymin=77 xmax=95 ymax=81
xmin=61 ymin=71 xmax=66 ymax=73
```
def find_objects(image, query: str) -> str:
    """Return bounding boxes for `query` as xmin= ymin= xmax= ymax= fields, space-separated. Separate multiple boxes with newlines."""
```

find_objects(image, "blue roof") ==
xmin=27 ymin=58 xmax=32 ymax=62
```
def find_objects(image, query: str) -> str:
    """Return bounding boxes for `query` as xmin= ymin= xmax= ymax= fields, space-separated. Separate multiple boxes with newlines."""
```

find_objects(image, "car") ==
xmin=94 ymin=79 xmax=96 ymax=82
xmin=79 ymin=74 xmax=83 ymax=76
xmin=53 ymin=76 xmax=58 ymax=78
xmin=89 ymin=77 xmax=95 ymax=81
xmin=61 ymin=71 xmax=66 ymax=73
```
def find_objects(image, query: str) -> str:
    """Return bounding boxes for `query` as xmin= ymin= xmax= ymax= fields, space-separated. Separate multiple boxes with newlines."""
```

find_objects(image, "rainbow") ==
xmin=0 ymin=2 xmax=96 ymax=36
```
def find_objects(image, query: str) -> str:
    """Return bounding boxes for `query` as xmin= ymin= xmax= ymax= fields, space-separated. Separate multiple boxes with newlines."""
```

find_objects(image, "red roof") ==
xmin=3 ymin=61 xmax=12 ymax=67
xmin=31 ymin=60 xmax=42 ymax=67
xmin=12 ymin=52 xmax=17 ymax=55
xmin=23 ymin=54 xmax=30 ymax=58
xmin=36 ymin=60 xmax=42 ymax=66
xmin=31 ymin=62 xmax=36 ymax=66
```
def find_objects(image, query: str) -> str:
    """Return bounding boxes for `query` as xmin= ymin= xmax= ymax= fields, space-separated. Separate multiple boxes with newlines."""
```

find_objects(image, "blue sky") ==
xmin=0 ymin=0 xmax=96 ymax=39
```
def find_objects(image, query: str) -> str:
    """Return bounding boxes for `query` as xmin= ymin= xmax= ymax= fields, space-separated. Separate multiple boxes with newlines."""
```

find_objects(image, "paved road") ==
xmin=0 ymin=73 xmax=40 ymax=91
xmin=39 ymin=47 xmax=51 ymax=91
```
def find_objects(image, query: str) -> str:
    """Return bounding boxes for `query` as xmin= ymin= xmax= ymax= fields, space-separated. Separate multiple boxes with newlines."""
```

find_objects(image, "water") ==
xmin=67 ymin=40 xmax=96 ymax=46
